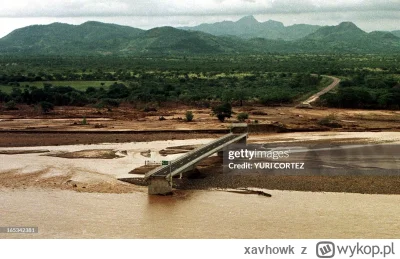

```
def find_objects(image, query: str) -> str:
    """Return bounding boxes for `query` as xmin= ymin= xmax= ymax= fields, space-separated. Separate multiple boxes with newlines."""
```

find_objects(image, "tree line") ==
xmin=0 ymin=72 xmax=323 ymax=111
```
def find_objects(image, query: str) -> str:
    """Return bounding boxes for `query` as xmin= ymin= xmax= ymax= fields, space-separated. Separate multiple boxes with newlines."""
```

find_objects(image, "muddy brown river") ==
xmin=1 ymin=132 xmax=400 ymax=239
xmin=1 ymin=188 xmax=400 ymax=238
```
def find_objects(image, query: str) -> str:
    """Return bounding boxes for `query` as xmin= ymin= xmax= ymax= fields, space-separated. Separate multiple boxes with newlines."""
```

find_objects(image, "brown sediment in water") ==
xmin=0 ymin=169 xmax=143 ymax=194
xmin=45 ymin=149 xmax=124 ymax=159
xmin=173 ymin=174 xmax=400 ymax=195
xmin=121 ymin=154 xmax=400 ymax=195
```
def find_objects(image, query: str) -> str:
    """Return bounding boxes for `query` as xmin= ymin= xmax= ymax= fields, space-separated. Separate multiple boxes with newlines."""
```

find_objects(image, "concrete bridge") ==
xmin=145 ymin=133 xmax=248 ymax=195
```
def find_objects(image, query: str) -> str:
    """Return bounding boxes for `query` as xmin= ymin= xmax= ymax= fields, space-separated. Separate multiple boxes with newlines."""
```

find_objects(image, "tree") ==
xmin=233 ymin=89 xmax=249 ymax=106
xmin=40 ymin=101 xmax=54 ymax=114
xmin=212 ymin=102 xmax=232 ymax=122
xmin=5 ymin=100 xmax=18 ymax=110
xmin=185 ymin=111 xmax=194 ymax=122
xmin=107 ymin=83 xmax=129 ymax=99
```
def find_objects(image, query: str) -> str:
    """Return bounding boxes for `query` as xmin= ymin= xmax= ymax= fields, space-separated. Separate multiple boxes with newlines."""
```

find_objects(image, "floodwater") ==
xmin=1 ymin=132 xmax=400 ymax=239
xmin=1 ymin=188 xmax=400 ymax=238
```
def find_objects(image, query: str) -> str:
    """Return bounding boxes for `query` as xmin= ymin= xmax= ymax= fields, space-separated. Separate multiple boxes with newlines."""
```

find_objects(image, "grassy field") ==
xmin=0 ymin=81 xmax=123 ymax=94
xmin=0 ymin=85 xmax=14 ymax=94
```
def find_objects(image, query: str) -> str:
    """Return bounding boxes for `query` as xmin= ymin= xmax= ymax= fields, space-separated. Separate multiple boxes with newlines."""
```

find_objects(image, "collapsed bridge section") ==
xmin=145 ymin=133 xmax=248 ymax=195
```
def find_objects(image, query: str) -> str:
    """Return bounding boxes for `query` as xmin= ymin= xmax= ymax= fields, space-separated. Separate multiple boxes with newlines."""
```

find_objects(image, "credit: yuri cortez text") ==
xmin=229 ymin=162 xmax=305 ymax=170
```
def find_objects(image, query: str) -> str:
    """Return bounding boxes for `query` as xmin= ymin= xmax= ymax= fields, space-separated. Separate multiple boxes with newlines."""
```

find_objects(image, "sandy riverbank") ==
xmin=0 ymin=132 xmax=399 ymax=194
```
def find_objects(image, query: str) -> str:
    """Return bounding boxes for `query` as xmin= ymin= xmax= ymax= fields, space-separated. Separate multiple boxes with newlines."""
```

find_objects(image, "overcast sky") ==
xmin=0 ymin=0 xmax=399 ymax=37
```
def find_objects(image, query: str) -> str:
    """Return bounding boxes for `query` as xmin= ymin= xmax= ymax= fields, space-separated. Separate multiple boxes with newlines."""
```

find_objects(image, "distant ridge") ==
xmin=298 ymin=22 xmax=400 ymax=53
xmin=0 ymin=22 xmax=144 ymax=54
xmin=179 ymin=15 xmax=321 ymax=41
xmin=0 ymin=18 xmax=399 ymax=55
xmin=392 ymin=30 xmax=400 ymax=37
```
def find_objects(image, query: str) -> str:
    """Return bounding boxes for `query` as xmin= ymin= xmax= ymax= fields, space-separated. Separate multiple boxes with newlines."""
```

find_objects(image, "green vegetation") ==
xmin=181 ymin=15 xmax=321 ymax=41
xmin=0 ymin=54 xmax=398 ymax=111
xmin=185 ymin=111 xmax=194 ymax=122
xmin=320 ymin=73 xmax=400 ymax=109
xmin=237 ymin=112 xmax=249 ymax=122
xmin=0 ymin=20 xmax=399 ymax=56
xmin=212 ymin=103 xmax=233 ymax=122
xmin=40 ymin=101 xmax=54 ymax=113
xmin=5 ymin=100 xmax=17 ymax=110
xmin=318 ymin=114 xmax=342 ymax=128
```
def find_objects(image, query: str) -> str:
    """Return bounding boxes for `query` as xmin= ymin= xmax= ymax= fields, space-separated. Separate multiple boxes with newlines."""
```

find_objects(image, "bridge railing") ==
xmin=145 ymin=133 xmax=236 ymax=179
xmin=170 ymin=133 xmax=235 ymax=164
xmin=162 ymin=133 xmax=248 ymax=178
xmin=145 ymin=133 xmax=249 ymax=179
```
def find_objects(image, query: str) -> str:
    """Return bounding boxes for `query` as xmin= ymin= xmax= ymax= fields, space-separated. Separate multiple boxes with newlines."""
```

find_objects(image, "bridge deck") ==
xmin=145 ymin=133 xmax=247 ymax=179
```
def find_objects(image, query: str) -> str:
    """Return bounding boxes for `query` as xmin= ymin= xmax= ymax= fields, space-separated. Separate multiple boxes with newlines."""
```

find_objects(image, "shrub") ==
xmin=185 ymin=111 xmax=194 ymax=122
xmin=237 ymin=112 xmax=249 ymax=122
xmin=143 ymin=106 xmax=157 ymax=112
xmin=212 ymin=102 xmax=232 ymax=122
xmin=318 ymin=114 xmax=342 ymax=128
xmin=40 ymin=101 xmax=54 ymax=114
xmin=5 ymin=100 xmax=18 ymax=110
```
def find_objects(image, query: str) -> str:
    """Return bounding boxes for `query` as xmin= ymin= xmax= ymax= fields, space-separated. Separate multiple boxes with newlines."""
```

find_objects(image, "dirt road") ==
xmin=299 ymin=75 xmax=341 ymax=108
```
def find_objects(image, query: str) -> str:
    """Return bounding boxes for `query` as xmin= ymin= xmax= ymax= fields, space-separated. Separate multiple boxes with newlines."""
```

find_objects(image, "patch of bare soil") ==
xmin=0 ymin=170 xmax=141 ymax=193
xmin=45 ymin=149 xmax=125 ymax=159
xmin=249 ymin=138 xmax=372 ymax=146
xmin=159 ymin=144 xmax=200 ymax=156
xmin=159 ymin=149 xmax=188 ymax=156
xmin=166 ymin=145 xmax=199 ymax=150
xmin=0 ymin=149 xmax=49 ymax=154
xmin=1 ymin=104 xmax=399 ymax=135
xmin=0 ymin=132 xmax=222 ymax=147
xmin=223 ymin=188 xmax=272 ymax=197
xmin=129 ymin=165 xmax=159 ymax=175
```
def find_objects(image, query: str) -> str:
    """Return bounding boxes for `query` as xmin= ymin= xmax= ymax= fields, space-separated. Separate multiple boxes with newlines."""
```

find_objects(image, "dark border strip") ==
xmin=0 ymin=129 xmax=230 ymax=134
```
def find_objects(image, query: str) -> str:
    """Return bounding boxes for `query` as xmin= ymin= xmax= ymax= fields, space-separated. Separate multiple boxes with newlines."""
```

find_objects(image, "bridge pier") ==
xmin=148 ymin=178 xmax=172 ymax=195
xmin=238 ymin=136 xmax=247 ymax=144
xmin=143 ymin=133 xmax=248 ymax=195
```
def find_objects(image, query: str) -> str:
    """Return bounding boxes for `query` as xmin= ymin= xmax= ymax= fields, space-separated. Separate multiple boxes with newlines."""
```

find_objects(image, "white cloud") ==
xmin=1 ymin=0 xmax=399 ymax=17
xmin=0 ymin=0 xmax=399 ymax=37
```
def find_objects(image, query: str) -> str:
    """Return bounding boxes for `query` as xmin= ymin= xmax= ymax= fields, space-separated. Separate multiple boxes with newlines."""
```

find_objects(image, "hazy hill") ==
xmin=304 ymin=22 xmax=366 ymax=41
xmin=0 ymin=22 xmax=251 ymax=55
xmin=121 ymin=26 xmax=251 ymax=54
xmin=180 ymin=15 xmax=321 ymax=41
xmin=0 ymin=21 xmax=144 ymax=54
xmin=298 ymin=22 xmax=400 ymax=53
xmin=392 ymin=30 xmax=400 ymax=37
xmin=0 ymin=20 xmax=399 ymax=55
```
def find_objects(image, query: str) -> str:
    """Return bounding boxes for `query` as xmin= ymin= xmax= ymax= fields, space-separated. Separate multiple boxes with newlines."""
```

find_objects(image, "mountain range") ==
xmin=0 ymin=16 xmax=399 ymax=55
xmin=180 ymin=15 xmax=321 ymax=41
